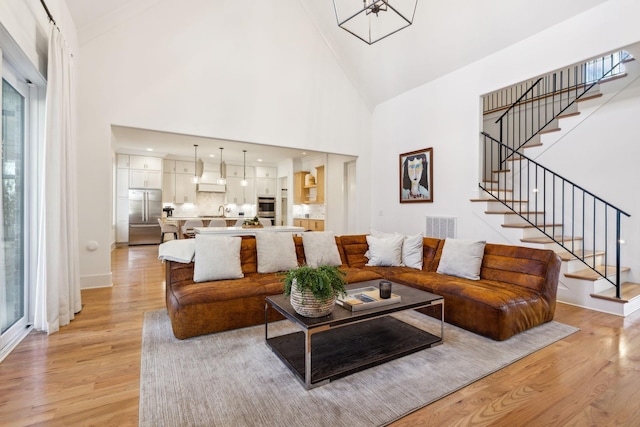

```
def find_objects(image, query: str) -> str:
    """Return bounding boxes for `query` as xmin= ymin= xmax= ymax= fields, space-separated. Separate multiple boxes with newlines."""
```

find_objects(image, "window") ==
xmin=0 ymin=58 xmax=30 ymax=360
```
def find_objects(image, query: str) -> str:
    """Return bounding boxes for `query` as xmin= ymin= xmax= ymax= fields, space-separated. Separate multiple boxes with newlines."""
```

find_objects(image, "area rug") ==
xmin=139 ymin=309 xmax=578 ymax=427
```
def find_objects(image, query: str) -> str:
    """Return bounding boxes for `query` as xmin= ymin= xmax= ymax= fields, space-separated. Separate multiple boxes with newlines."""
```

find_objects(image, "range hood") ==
xmin=198 ymin=183 xmax=226 ymax=192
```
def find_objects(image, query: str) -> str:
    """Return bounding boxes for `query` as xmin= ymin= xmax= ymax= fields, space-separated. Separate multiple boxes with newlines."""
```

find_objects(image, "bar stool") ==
xmin=158 ymin=218 xmax=178 ymax=243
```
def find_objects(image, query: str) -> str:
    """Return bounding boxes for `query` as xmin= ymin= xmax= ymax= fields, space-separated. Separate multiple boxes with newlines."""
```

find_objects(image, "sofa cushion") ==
xmin=256 ymin=232 xmax=298 ymax=273
xmin=193 ymin=235 xmax=244 ymax=282
xmin=365 ymin=234 xmax=404 ymax=266
xmin=436 ymin=238 xmax=486 ymax=280
xmin=302 ymin=232 xmax=342 ymax=268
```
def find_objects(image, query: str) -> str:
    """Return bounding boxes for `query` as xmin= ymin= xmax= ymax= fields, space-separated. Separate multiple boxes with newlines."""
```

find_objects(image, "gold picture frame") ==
xmin=399 ymin=148 xmax=433 ymax=203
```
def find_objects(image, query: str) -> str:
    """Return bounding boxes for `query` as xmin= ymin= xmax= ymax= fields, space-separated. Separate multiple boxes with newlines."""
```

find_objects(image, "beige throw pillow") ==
xmin=301 ymin=232 xmax=342 ymax=268
xmin=256 ymin=232 xmax=298 ymax=273
xmin=436 ymin=238 xmax=486 ymax=280
xmin=193 ymin=235 xmax=244 ymax=282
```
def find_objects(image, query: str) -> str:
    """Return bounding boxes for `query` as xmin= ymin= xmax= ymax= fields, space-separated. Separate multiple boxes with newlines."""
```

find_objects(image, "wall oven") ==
xmin=257 ymin=196 xmax=276 ymax=219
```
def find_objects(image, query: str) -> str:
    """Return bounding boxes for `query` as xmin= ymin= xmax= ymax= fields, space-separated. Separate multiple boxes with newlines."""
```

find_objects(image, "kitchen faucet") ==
xmin=218 ymin=205 xmax=225 ymax=217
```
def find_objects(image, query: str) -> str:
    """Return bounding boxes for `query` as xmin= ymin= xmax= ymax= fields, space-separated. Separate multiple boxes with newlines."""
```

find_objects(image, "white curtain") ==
xmin=34 ymin=23 xmax=82 ymax=334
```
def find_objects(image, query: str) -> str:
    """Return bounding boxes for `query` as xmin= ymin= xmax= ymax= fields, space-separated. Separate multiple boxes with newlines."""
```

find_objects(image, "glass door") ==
xmin=1 ymin=66 xmax=28 ymax=354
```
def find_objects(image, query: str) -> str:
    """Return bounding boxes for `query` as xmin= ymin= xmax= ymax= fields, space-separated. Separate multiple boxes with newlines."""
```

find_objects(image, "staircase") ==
xmin=475 ymin=51 xmax=640 ymax=316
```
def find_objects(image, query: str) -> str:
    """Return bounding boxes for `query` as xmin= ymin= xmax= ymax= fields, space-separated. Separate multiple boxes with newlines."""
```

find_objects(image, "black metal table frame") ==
xmin=264 ymin=282 xmax=444 ymax=389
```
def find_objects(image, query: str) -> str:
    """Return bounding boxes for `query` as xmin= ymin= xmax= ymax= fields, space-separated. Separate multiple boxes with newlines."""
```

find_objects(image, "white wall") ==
xmin=76 ymin=0 xmax=372 ymax=287
xmin=371 ymin=0 xmax=640 ymax=281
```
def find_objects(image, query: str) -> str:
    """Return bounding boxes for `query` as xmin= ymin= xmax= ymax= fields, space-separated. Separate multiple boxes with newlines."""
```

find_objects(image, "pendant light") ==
xmin=333 ymin=0 xmax=418 ymax=45
xmin=240 ymin=150 xmax=248 ymax=187
xmin=216 ymin=147 xmax=226 ymax=185
xmin=191 ymin=144 xmax=199 ymax=184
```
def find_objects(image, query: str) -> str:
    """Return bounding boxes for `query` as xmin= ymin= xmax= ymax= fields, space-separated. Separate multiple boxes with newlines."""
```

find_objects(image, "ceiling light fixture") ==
xmin=240 ymin=150 xmax=248 ymax=187
xmin=217 ymin=147 xmax=226 ymax=186
xmin=192 ymin=144 xmax=199 ymax=184
xmin=333 ymin=0 xmax=418 ymax=45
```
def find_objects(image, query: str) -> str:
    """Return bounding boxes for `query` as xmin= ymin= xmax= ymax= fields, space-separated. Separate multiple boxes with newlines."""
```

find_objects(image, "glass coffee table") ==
xmin=265 ymin=280 xmax=444 ymax=389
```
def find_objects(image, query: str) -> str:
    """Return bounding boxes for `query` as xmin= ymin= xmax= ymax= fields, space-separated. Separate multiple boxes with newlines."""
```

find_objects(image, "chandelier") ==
xmin=333 ymin=0 xmax=418 ymax=45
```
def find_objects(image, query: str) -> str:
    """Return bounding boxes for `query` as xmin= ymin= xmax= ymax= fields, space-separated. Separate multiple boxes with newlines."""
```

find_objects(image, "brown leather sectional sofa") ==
xmin=165 ymin=234 xmax=561 ymax=341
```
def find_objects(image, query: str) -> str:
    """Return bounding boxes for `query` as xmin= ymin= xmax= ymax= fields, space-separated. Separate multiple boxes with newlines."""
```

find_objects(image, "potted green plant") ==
xmin=282 ymin=265 xmax=347 ymax=318
xmin=242 ymin=215 xmax=262 ymax=228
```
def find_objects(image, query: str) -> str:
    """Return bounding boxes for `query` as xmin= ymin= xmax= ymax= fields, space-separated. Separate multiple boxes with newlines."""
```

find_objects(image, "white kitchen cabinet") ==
xmin=130 ymin=155 xmax=162 ymax=171
xmin=130 ymin=169 xmax=162 ymax=189
xmin=116 ymin=198 xmax=129 ymax=243
xmin=255 ymin=177 xmax=276 ymax=196
xmin=117 ymin=154 xmax=130 ymax=168
xmin=163 ymin=159 xmax=176 ymax=172
xmin=226 ymin=177 xmax=254 ymax=205
xmin=255 ymin=166 xmax=277 ymax=178
xmin=175 ymin=173 xmax=197 ymax=203
xmin=175 ymin=160 xmax=195 ymax=175
xmin=116 ymin=168 xmax=129 ymax=197
xmin=163 ymin=172 xmax=176 ymax=203
xmin=116 ymin=219 xmax=129 ymax=243
xmin=226 ymin=164 xmax=254 ymax=178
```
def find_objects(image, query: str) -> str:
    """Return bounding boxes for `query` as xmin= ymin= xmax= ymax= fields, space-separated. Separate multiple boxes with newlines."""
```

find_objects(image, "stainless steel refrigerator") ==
xmin=128 ymin=188 xmax=162 ymax=245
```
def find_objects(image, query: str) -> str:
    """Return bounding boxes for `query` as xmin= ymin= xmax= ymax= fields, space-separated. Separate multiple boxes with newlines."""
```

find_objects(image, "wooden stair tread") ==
xmin=565 ymin=265 xmax=630 ymax=281
xmin=577 ymin=93 xmax=603 ymax=102
xmin=470 ymin=198 xmax=528 ymax=203
xmin=557 ymin=111 xmax=581 ymax=120
xmin=492 ymin=169 xmax=510 ymax=174
xmin=598 ymin=72 xmax=628 ymax=84
xmin=506 ymin=156 xmax=524 ymax=162
xmin=591 ymin=282 xmax=640 ymax=303
xmin=539 ymin=127 xmax=561 ymax=135
xmin=557 ymin=250 xmax=604 ymax=262
xmin=502 ymin=223 xmax=561 ymax=229
xmin=522 ymin=142 xmax=543 ymax=148
xmin=481 ymin=188 xmax=513 ymax=192
xmin=520 ymin=235 xmax=583 ymax=244
xmin=485 ymin=210 xmax=544 ymax=215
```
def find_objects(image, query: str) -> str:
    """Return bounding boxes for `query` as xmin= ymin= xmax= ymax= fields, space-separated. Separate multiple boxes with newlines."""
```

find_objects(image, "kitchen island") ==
xmin=194 ymin=226 xmax=304 ymax=236
xmin=163 ymin=216 xmax=246 ymax=228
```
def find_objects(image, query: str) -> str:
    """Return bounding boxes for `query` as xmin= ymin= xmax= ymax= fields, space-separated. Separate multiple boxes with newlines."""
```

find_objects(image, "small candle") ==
xmin=379 ymin=281 xmax=392 ymax=299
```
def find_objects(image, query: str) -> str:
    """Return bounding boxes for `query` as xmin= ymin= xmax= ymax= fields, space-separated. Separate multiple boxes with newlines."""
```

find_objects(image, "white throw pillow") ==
xmin=302 ymin=232 xmax=342 ymax=268
xmin=193 ymin=235 xmax=244 ymax=282
xmin=402 ymin=233 xmax=424 ymax=270
xmin=365 ymin=234 xmax=404 ymax=267
xmin=436 ymin=238 xmax=486 ymax=280
xmin=366 ymin=229 xmax=398 ymax=260
xmin=369 ymin=229 xmax=423 ymax=269
xmin=158 ymin=239 xmax=196 ymax=263
xmin=256 ymin=232 xmax=298 ymax=273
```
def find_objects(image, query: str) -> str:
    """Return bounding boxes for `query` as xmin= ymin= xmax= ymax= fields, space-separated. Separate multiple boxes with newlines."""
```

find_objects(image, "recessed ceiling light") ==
xmin=146 ymin=148 xmax=153 ymax=151
xmin=256 ymin=158 xmax=263 ymax=162
xmin=209 ymin=154 xmax=215 ymax=157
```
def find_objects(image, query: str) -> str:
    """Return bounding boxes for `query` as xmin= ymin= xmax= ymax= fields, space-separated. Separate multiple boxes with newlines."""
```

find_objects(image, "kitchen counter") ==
xmin=164 ymin=216 xmax=248 ymax=227
xmin=194 ymin=226 xmax=304 ymax=236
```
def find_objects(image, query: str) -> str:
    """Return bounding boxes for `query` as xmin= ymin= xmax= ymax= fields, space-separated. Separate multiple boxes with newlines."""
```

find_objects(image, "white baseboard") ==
xmin=80 ymin=272 xmax=113 ymax=289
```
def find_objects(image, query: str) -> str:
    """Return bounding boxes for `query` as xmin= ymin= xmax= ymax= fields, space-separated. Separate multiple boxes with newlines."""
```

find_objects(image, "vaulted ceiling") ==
xmin=67 ymin=0 xmax=608 ymax=107
xmin=65 ymin=0 xmax=609 ymax=160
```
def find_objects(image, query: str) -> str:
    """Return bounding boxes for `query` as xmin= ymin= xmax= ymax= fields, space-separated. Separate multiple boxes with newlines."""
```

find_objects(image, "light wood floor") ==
xmin=1 ymin=245 xmax=640 ymax=426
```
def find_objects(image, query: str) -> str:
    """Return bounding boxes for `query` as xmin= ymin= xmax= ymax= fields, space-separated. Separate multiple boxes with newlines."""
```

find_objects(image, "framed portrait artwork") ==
xmin=399 ymin=148 xmax=433 ymax=203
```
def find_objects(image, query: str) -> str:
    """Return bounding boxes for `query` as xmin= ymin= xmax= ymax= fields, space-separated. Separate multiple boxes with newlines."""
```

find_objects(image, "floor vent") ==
xmin=425 ymin=216 xmax=457 ymax=239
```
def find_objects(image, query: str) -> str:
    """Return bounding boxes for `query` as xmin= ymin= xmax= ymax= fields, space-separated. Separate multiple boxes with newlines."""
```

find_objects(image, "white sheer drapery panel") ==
xmin=34 ymin=23 xmax=81 ymax=334
xmin=0 ymin=55 xmax=5 ymax=331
